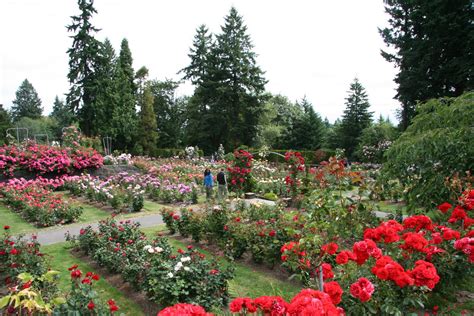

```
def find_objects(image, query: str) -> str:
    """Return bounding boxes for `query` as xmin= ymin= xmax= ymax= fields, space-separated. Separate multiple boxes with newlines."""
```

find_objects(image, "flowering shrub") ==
xmin=0 ymin=178 xmax=83 ymax=226
xmin=0 ymin=142 xmax=103 ymax=176
xmin=0 ymin=267 xmax=119 ymax=315
xmin=227 ymin=288 xmax=344 ymax=315
xmin=158 ymin=303 xmax=213 ymax=316
xmin=279 ymin=190 xmax=474 ymax=315
xmin=103 ymin=153 xmax=133 ymax=165
xmin=227 ymin=149 xmax=254 ymax=194
xmin=284 ymin=151 xmax=305 ymax=198
xmin=68 ymin=217 xmax=233 ymax=310
xmin=144 ymin=244 xmax=233 ymax=310
xmin=0 ymin=226 xmax=47 ymax=286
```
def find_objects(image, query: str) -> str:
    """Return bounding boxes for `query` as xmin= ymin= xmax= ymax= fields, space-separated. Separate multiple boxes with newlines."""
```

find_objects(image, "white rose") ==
xmin=184 ymin=267 xmax=190 ymax=272
xmin=147 ymin=248 xmax=155 ymax=254
xmin=143 ymin=245 xmax=152 ymax=251
xmin=167 ymin=272 xmax=173 ymax=278
xmin=154 ymin=246 xmax=163 ymax=253
xmin=181 ymin=256 xmax=191 ymax=262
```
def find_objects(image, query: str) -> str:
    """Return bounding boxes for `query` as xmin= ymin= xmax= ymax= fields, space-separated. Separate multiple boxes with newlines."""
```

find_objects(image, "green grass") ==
xmin=0 ymin=204 xmax=37 ymax=235
xmin=42 ymin=242 xmax=144 ymax=316
xmin=142 ymin=226 xmax=302 ymax=302
xmin=2 ymin=196 xmax=167 ymax=236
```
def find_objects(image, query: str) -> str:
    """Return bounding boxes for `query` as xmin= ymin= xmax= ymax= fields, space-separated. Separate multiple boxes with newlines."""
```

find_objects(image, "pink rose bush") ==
xmin=0 ymin=178 xmax=82 ymax=226
xmin=0 ymin=143 xmax=103 ymax=176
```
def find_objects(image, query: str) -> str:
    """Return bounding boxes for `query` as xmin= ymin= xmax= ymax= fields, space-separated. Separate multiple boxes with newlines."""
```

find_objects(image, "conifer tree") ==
xmin=66 ymin=0 xmax=102 ymax=136
xmin=138 ymin=85 xmax=158 ymax=155
xmin=0 ymin=104 xmax=12 ymax=144
xmin=11 ymin=79 xmax=43 ymax=121
xmin=380 ymin=0 xmax=473 ymax=129
xmin=338 ymin=78 xmax=373 ymax=159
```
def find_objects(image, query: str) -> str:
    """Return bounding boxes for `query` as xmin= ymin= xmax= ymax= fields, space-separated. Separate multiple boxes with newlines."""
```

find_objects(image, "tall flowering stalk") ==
xmin=227 ymin=150 xmax=254 ymax=194
xmin=284 ymin=151 xmax=305 ymax=198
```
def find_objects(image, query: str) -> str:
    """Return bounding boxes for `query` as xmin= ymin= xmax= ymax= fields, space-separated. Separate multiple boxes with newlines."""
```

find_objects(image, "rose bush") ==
xmin=68 ymin=217 xmax=233 ymax=310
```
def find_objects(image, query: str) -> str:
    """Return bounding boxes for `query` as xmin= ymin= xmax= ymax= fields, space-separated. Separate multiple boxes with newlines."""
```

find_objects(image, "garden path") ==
xmin=24 ymin=198 xmax=399 ymax=246
xmin=33 ymin=213 xmax=164 ymax=245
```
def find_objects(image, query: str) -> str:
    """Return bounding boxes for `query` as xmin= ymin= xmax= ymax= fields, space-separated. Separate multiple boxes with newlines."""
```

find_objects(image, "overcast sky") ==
xmin=0 ymin=0 xmax=400 ymax=123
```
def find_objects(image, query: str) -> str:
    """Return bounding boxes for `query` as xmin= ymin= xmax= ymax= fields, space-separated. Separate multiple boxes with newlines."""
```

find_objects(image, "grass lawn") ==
xmin=142 ymin=226 xmax=302 ymax=302
xmin=42 ymin=242 xmax=144 ymax=316
xmin=2 ymin=196 xmax=168 ymax=236
xmin=0 ymin=204 xmax=37 ymax=235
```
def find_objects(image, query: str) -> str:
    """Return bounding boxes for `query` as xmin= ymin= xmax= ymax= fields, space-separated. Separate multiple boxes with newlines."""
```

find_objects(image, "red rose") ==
xmin=321 ymin=242 xmax=339 ymax=255
xmin=269 ymin=230 xmax=276 ymax=237
xmin=3 ymin=225 xmax=10 ymax=230
xmin=87 ymin=300 xmax=95 ymax=310
xmin=437 ymin=202 xmax=452 ymax=213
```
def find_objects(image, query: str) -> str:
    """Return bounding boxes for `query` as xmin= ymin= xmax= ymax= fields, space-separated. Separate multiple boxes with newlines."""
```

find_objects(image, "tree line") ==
xmin=2 ymin=0 xmax=471 ymax=160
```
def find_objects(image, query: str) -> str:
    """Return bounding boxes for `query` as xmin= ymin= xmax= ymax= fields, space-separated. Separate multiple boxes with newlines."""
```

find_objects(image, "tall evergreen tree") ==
xmin=181 ymin=25 xmax=214 ymax=85
xmin=94 ymin=38 xmax=118 ymax=137
xmin=181 ymin=25 xmax=215 ymax=152
xmin=66 ymin=0 xmax=102 ymax=136
xmin=110 ymin=39 xmax=138 ymax=150
xmin=213 ymin=7 xmax=267 ymax=150
xmin=338 ymin=78 xmax=373 ymax=159
xmin=182 ymin=8 xmax=267 ymax=152
xmin=11 ymin=79 xmax=43 ymax=121
xmin=380 ymin=0 xmax=473 ymax=130
xmin=138 ymin=85 xmax=158 ymax=155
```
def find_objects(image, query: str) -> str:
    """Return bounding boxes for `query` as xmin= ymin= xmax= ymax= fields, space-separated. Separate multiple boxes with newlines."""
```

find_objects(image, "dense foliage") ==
xmin=383 ymin=92 xmax=474 ymax=209
xmin=380 ymin=0 xmax=473 ymax=129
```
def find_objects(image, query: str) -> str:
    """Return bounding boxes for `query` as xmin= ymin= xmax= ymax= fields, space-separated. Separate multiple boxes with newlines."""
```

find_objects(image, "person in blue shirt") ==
xmin=204 ymin=168 xmax=214 ymax=201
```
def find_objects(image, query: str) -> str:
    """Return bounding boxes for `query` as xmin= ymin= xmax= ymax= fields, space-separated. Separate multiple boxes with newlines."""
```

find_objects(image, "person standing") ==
xmin=216 ymin=168 xmax=228 ymax=201
xmin=204 ymin=168 xmax=214 ymax=201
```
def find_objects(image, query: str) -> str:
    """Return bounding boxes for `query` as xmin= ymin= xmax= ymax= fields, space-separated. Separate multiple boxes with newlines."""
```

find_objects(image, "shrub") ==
xmin=383 ymin=92 xmax=474 ymax=209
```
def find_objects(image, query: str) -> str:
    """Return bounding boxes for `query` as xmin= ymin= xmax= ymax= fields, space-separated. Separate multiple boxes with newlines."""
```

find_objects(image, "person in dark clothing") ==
xmin=216 ymin=168 xmax=228 ymax=201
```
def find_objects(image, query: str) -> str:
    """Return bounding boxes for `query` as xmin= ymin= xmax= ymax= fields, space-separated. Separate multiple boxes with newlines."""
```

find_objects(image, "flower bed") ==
xmin=0 ymin=178 xmax=83 ymax=227
xmin=64 ymin=172 xmax=197 ymax=210
xmin=67 ymin=218 xmax=233 ymax=310
xmin=0 ymin=265 xmax=119 ymax=315
xmin=163 ymin=189 xmax=474 ymax=314
xmin=0 ymin=226 xmax=47 ymax=287
xmin=0 ymin=143 xmax=103 ymax=176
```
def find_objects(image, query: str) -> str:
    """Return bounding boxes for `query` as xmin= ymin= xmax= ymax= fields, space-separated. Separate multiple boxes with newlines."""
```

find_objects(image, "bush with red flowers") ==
xmin=157 ymin=303 xmax=213 ymax=316
xmin=284 ymin=151 xmax=305 ymax=198
xmin=68 ymin=217 xmax=233 ymax=310
xmin=0 ymin=226 xmax=47 ymax=287
xmin=227 ymin=149 xmax=255 ymax=194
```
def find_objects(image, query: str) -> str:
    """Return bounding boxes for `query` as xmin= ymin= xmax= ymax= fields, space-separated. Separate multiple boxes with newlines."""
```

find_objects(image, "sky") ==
xmin=0 ymin=0 xmax=400 ymax=123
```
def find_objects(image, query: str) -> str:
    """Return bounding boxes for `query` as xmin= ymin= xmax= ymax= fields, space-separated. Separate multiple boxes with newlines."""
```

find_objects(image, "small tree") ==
xmin=11 ymin=79 xmax=43 ymax=121
xmin=338 ymin=78 xmax=373 ymax=159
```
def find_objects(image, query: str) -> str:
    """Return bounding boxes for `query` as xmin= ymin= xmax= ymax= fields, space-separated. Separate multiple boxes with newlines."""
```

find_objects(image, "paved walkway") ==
xmin=35 ymin=213 xmax=164 ymax=245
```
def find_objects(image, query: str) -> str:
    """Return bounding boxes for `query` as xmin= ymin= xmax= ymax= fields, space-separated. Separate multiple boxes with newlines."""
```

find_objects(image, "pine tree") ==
xmin=138 ymin=85 xmax=158 ymax=155
xmin=338 ymin=78 xmax=373 ymax=159
xmin=181 ymin=25 xmax=215 ymax=152
xmin=94 ymin=38 xmax=118 ymax=137
xmin=213 ymin=7 xmax=268 ymax=150
xmin=66 ymin=0 xmax=102 ymax=135
xmin=11 ymin=79 xmax=43 ymax=121
xmin=110 ymin=39 xmax=138 ymax=150
xmin=380 ymin=0 xmax=473 ymax=130
xmin=181 ymin=25 xmax=213 ymax=85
